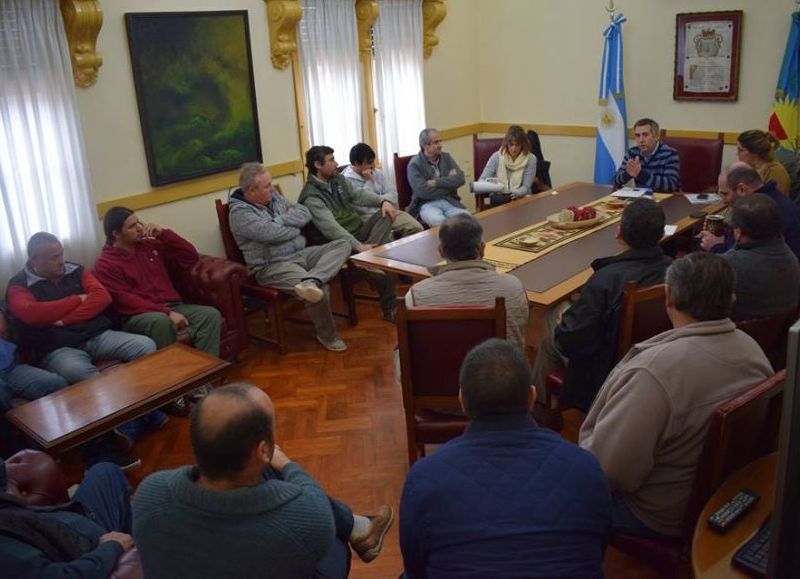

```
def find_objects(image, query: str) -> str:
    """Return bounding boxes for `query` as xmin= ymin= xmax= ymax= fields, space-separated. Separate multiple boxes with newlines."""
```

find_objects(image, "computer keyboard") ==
xmin=732 ymin=517 xmax=771 ymax=577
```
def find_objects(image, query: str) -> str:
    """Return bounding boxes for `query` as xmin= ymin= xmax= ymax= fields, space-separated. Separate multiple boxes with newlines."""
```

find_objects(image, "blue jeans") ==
xmin=0 ymin=363 xmax=69 ymax=400
xmin=40 ymin=330 xmax=156 ymax=384
xmin=419 ymin=199 xmax=469 ymax=227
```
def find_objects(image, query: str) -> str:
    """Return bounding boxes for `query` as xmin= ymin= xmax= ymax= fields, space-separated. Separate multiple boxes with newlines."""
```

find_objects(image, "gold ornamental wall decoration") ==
xmin=59 ymin=0 xmax=104 ymax=88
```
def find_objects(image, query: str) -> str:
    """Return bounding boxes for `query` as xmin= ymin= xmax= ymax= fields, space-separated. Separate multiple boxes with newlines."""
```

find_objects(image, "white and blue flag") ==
xmin=594 ymin=13 xmax=628 ymax=185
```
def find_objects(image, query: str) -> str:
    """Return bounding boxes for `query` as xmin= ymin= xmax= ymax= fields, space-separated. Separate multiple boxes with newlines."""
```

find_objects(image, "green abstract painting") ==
xmin=125 ymin=11 xmax=262 ymax=186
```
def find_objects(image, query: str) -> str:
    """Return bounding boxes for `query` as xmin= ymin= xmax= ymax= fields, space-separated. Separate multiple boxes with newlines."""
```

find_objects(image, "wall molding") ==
xmin=264 ymin=0 xmax=302 ymax=70
xmin=95 ymin=122 xmax=740 ymax=217
xmin=422 ymin=0 xmax=446 ymax=58
xmin=59 ymin=0 xmax=104 ymax=88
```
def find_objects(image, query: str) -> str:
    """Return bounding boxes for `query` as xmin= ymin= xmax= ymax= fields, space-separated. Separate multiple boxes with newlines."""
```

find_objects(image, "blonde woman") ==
xmin=479 ymin=125 xmax=537 ymax=207
xmin=737 ymin=130 xmax=791 ymax=196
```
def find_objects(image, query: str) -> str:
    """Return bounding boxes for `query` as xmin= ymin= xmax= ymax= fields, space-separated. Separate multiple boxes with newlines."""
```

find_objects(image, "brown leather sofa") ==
xmin=4 ymin=449 xmax=143 ymax=579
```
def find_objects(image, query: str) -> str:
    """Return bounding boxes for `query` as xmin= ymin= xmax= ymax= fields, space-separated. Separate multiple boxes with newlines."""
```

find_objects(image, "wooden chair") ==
xmin=472 ymin=135 xmax=503 ymax=212
xmin=396 ymin=297 xmax=506 ymax=465
xmin=544 ymin=282 xmax=671 ymax=429
xmin=392 ymin=152 xmax=415 ymax=212
xmin=736 ymin=309 xmax=799 ymax=370
xmin=214 ymin=195 xmax=356 ymax=354
xmin=610 ymin=370 xmax=786 ymax=577
xmin=661 ymin=132 xmax=724 ymax=193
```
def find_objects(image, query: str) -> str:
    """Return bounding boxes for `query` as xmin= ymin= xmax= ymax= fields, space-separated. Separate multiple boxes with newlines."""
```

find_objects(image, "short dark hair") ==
xmin=459 ymin=339 xmax=532 ymax=419
xmin=666 ymin=253 xmax=735 ymax=321
xmin=620 ymin=198 xmax=665 ymax=249
xmin=634 ymin=118 xmax=660 ymax=135
xmin=349 ymin=142 xmax=376 ymax=165
xmin=26 ymin=232 xmax=60 ymax=258
xmin=439 ymin=213 xmax=483 ymax=261
xmin=305 ymin=145 xmax=334 ymax=175
xmin=730 ymin=193 xmax=782 ymax=241
xmin=102 ymin=206 xmax=134 ymax=246
xmin=190 ymin=383 xmax=274 ymax=480
xmin=726 ymin=163 xmax=763 ymax=190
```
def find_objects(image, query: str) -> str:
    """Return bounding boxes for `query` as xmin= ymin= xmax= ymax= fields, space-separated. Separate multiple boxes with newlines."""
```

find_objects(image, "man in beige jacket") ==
xmin=404 ymin=213 xmax=530 ymax=350
xmin=579 ymin=252 xmax=773 ymax=537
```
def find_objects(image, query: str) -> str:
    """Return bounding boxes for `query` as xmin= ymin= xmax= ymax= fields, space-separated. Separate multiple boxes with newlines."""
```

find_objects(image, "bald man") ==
xmin=133 ymin=383 xmax=393 ymax=579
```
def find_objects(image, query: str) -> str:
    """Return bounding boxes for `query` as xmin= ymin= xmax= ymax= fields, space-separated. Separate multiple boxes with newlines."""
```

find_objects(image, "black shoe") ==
xmin=164 ymin=396 xmax=191 ymax=417
xmin=382 ymin=308 xmax=396 ymax=323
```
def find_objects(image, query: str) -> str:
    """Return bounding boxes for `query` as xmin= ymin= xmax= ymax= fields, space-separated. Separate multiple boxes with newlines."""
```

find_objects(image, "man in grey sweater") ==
xmin=133 ymin=383 xmax=394 ymax=579
xmin=722 ymin=193 xmax=800 ymax=321
xmin=229 ymin=163 xmax=351 ymax=352
xmin=407 ymin=128 xmax=468 ymax=226
xmin=580 ymin=253 xmax=773 ymax=537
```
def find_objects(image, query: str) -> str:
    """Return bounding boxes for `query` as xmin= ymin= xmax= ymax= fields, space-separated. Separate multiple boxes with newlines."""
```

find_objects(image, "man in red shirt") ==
xmin=94 ymin=207 xmax=221 ymax=358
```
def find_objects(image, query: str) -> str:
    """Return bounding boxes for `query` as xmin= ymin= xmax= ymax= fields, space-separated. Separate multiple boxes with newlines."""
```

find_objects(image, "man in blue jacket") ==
xmin=400 ymin=339 xmax=611 ymax=579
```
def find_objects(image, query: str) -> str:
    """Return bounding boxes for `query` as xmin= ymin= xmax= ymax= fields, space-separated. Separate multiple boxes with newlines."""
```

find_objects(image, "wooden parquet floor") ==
xmin=57 ymin=291 xmax=659 ymax=579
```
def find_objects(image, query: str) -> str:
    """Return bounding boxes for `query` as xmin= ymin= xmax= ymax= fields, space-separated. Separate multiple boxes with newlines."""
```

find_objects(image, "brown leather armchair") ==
xmin=4 ymin=449 xmax=142 ymax=579
xmin=171 ymin=254 xmax=249 ymax=361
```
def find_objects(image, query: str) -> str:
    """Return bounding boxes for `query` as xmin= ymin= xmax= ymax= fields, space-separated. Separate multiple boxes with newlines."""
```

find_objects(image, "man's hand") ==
xmin=270 ymin=444 xmax=292 ymax=471
xmin=141 ymin=223 xmax=163 ymax=238
xmin=100 ymin=532 xmax=134 ymax=552
xmin=357 ymin=243 xmax=377 ymax=253
xmin=78 ymin=293 xmax=88 ymax=302
xmin=362 ymin=168 xmax=374 ymax=181
xmin=625 ymin=156 xmax=642 ymax=178
xmin=425 ymin=179 xmax=436 ymax=187
xmin=168 ymin=310 xmax=189 ymax=329
xmin=381 ymin=201 xmax=399 ymax=220
xmin=699 ymin=230 xmax=724 ymax=252
xmin=448 ymin=168 xmax=458 ymax=176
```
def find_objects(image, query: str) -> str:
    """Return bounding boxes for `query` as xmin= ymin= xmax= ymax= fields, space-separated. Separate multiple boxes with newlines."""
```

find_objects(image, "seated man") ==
xmin=343 ymin=142 xmax=423 ymax=237
xmin=133 ymin=382 xmax=394 ymax=579
xmin=406 ymin=128 xmax=469 ymax=226
xmin=531 ymin=198 xmax=673 ymax=412
xmin=229 ymin=162 xmax=351 ymax=352
xmin=580 ymin=253 xmax=773 ymax=538
xmin=722 ymin=194 xmax=800 ymax=321
xmin=701 ymin=162 xmax=800 ymax=259
xmin=400 ymin=339 xmax=611 ymax=579
xmin=299 ymin=145 xmax=399 ymax=321
xmin=613 ymin=118 xmax=681 ymax=192
xmin=6 ymin=232 xmax=164 ymax=468
xmin=0 ymin=456 xmax=136 ymax=578
xmin=404 ymin=213 xmax=529 ymax=350
xmin=94 ymin=207 xmax=222 ymax=357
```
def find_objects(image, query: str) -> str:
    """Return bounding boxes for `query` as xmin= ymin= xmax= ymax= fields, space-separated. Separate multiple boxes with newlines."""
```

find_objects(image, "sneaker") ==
xmin=110 ymin=450 xmax=142 ymax=473
xmin=82 ymin=436 xmax=142 ymax=473
xmin=382 ymin=307 xmax=396 ymax=323
xmin=351 ymin=505 xmax=394 ymax=563
xmin=294 ymin=280 xmax=324 ymax=304
xmin=316 ymin=335 xmax=348 ymax=352
xmin=114 ymin=410 xmax=169 ymax=447
xmin=189 ymin=384 xmax=212 ymax=402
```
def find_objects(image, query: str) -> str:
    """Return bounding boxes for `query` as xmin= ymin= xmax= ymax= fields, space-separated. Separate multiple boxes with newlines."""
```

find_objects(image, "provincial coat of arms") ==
xmin=693 ymin=28 xmax=723 ymax=57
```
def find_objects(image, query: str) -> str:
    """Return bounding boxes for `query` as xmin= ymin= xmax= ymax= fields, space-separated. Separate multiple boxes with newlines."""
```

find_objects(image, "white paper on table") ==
xmin=471 ymin=180 xmax=505 ymax=193
xmin=685 ymin=193 xmax=722 ymax=205
xmin=663 ymin=225 xmax=678 ymax=237
xmin=612 ymin=187 xmax=652 ymax=198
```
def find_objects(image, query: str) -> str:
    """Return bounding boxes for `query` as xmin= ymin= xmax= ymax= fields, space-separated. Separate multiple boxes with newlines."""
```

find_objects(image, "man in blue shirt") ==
xmin=400 ymin=339 xmax=611 ymax=579
xmin=613 ymin=118 xmax=681 ymax=192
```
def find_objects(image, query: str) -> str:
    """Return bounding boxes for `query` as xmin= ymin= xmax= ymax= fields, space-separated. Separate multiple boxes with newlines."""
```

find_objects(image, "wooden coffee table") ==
xmin=7 ymin=343 xmax=230 ymax=454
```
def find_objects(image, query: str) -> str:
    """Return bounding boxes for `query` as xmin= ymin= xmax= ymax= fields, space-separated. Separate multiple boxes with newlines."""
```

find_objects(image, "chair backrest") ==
xmin=214 ymin=199 xmax=246 ymax=265
xmin=615 ymin=282 xmax=671 ymax=362
xmin=527 ymin=129 xmax=552 ymax=189
xmin=682 ymin=370 xmax=786 ymax=540
xmin=736 ymin=310 xmax=798 ymax=370
xmin=473 ymin=135 xmax=503 ymax=180
xmin=661 ymin=133 xmax=724 ymax=193
xmin=393 ymin=153 xmax=414 ymax=210
xmin=396 ymin=297 xmax=506 ymax=412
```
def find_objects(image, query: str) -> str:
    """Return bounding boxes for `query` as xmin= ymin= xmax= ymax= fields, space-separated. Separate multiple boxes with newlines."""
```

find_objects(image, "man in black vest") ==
xmin=5 ymin=232 xmax=166 ymax=469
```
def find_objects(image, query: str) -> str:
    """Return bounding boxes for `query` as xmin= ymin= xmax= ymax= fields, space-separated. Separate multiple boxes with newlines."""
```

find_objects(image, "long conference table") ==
xmin=351 ymin=181 xmax=721 ymax=349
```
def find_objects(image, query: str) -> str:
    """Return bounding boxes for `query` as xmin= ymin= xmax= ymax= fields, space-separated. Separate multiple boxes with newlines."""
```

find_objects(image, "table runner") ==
xmin=483 ymin=194 xmax=670 ymax=273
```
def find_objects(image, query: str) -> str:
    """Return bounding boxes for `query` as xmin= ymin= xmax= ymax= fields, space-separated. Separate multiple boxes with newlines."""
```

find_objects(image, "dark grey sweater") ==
xmin=723 ymin=238 xmax=800 ymax=321
xmin=132 ymin=464 xmax=335 ymax=579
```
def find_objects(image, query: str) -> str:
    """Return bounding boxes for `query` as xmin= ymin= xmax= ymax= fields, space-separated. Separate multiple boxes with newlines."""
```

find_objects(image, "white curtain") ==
xmin=373 ymin=0 xmax=425 ymax=185
xmin=298 ymin=0 xmax=363 ymax=161
xmin=0 ymin=0 xmax=99 ymax=287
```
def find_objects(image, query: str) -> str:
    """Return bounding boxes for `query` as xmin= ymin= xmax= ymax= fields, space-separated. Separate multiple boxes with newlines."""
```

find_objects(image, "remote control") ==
xmin=707 ymin=489 xmax=760 ymax=533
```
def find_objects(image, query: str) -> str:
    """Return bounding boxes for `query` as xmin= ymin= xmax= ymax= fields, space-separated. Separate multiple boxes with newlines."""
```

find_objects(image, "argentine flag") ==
xmin=769 ymin=12 xmax=800 ymax=151
xmin=594 ymin=13 xmax=628 ymax=185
